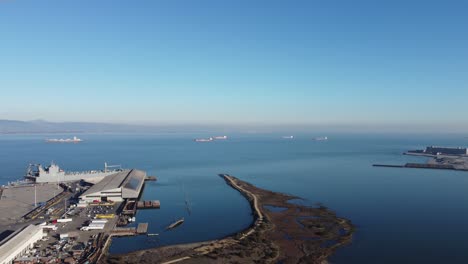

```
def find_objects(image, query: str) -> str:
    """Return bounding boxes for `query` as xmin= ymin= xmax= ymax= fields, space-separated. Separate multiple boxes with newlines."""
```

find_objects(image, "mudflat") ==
xmin=104 ymin=174 xmax=354 ymax=264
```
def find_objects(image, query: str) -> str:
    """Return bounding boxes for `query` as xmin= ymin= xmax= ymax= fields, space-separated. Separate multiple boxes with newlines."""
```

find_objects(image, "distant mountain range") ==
xmin=0 ymin=119 xmax=222 ymax=134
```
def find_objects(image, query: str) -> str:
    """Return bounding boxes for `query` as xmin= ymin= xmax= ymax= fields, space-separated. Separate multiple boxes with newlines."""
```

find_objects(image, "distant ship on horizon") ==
xmin=195 ymin=137 xmax=213 ymax=142
xmin=314 ymin=136 xmax=328 ymax=141
xmin=195 ymin=135 xmax=228 ymax=142
xmin=282 ymin=136 xmax=294 ymax=139
xmin=45 ymin=136 xmax=83 ymax=143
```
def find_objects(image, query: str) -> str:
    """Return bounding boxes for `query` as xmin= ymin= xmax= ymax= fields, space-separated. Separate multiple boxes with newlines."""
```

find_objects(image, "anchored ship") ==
xmin=314 ymin=136 xmax=328 ymax=141
xmin=214 ymin=136 xmax=228 ymax=140
xmin=282 ymin=136 xmax=294 ymax=139
xmin=25 ymin=162 xmax=125 ymax=183
xmin=194 ymin=137 xmax=213 ymax=142
xmin=45 ymin=136 xmax=83 ymax=143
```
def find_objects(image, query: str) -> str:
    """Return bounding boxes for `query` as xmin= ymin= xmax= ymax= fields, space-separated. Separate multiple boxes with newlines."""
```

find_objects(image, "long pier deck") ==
xmin=137 ymin=200 xmax=160 ymax=209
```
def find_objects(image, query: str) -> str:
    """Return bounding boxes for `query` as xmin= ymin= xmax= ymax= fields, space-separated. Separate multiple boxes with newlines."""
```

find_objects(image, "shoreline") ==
xmin=102 ymin=174 xmax=354 ymax=264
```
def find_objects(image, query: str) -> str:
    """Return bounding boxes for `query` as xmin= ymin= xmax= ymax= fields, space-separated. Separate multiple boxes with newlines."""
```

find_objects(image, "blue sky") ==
xmin=1 ymin=0 xmax=467 ymax=130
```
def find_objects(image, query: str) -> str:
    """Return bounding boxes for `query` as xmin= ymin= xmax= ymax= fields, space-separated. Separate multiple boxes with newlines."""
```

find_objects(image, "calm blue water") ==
xmin=1 ymin=133 xmax=468 ymax=263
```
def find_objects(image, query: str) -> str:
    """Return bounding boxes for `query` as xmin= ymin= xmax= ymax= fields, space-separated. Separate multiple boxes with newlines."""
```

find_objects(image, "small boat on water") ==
xmin=166 ymin=218 xmax=184 ymax=230
xmin=282 ymin=136 xmax=294 ymax=139
xmin=214 ymin=136 xmax=228 ymax=140
xmin=147 ymin=233 xmax=159 ymax=236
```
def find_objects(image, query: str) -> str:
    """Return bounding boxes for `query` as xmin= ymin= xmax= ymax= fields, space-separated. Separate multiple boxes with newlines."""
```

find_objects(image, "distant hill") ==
xmin=0 ymin=119 xmax=142 ymax=133
xmin=0 ymin=119 xmax=231 ymax=134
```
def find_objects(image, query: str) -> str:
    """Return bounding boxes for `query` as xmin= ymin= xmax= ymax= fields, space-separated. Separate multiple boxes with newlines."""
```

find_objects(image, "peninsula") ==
xmin=104 ymin=174 xmax=354 ymax=264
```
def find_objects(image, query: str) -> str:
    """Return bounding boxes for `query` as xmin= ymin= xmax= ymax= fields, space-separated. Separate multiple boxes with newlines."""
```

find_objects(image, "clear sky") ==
xmin=1 ymin=0 xmax=467 ymax=130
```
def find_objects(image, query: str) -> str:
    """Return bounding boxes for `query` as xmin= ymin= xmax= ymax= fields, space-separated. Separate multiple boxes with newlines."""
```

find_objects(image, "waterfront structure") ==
xmin=25 ymin=162 xmax=125 ymax=183
xmin=0 ymin=225 xmax=45 ymax=264
xmin=79 ymin=169 xmax=146 ymax=203
xmin=424 ymin=146 xmax=468 ymax=155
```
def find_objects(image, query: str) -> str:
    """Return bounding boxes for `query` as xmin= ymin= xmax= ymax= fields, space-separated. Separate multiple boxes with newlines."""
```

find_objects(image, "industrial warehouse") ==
xmin=0 ymin=163 xmax=158 ymax=263
xmin=0 ymin=225 xmax=45 ymax=264
xmin=79 ymin=169 xmax=146 ymax=203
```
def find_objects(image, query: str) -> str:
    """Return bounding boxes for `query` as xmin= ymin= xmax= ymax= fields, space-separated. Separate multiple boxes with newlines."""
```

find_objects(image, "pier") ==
xmin=111 ymin=227 xmax=137 ymax=237
xmin=136 ymin=223 xmax=148 ymax=234
xmin=145 ymin=176 xmax=157 ymax=181
xmin=137 ymin=200 xmax=160 ymax=209
xmin=111 ymin=223 xmax=148 ymax=236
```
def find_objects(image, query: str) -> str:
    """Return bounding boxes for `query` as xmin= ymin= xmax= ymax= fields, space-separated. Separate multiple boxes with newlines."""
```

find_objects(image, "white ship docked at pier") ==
xmin=25 ymin=162 xmax=126 ymax=183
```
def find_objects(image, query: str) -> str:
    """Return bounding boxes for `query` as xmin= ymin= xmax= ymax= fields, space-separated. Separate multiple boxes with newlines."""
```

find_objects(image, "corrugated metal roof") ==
xmin=80 ymin=170 xmax=130 ymax=197
xmin=0 ymin=225 xmax=43 ymax=261
xmin=122 ymin=169 xmax=146 ymax=198
xmin=80 ymin=169 xmax=146 ymax=198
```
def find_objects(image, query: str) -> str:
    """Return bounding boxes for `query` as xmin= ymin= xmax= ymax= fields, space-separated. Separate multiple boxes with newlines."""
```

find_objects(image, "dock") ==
xmin=111 ymin=223 xmax=148 ymax=236
xmin=111 ymin=227 xmax=137 ymax=236
xmin=145 ymin=176 xmax=157 ymax=181
xmin=137 ymin=200 xmax=160 ymax=209
xmin=137 ymin=223 xmax=148 ymax=234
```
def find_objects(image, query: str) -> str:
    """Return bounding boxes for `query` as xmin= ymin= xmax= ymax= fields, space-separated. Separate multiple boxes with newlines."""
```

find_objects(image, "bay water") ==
xmin=1 ymin=133 xmax=468 ymax=263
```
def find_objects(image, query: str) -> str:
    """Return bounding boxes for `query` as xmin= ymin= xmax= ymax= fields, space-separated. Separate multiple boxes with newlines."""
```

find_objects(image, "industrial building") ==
xmin=424 ymin=146 xmax=468 ymax=156
xmin=79 ymin=169 xmax=146 ymax=203
xmin=0 ymin=225 xmax=45 ymax=264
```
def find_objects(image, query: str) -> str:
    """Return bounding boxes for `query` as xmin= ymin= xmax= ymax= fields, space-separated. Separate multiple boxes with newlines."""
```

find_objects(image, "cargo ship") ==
xmin=45 ymin=136 xmax=83 ymax=143
xmin=214 ymin=136 xmax=228 ymax=140
xmin=194 ymin=137 xmax=213 ymax=142
xmin=25 ymin=162 xmax=125 ymax=183
xmin=314 ymin=136 xmax=328 ymax=141
xmin=282 ymin=136 xmax=294 ymax=139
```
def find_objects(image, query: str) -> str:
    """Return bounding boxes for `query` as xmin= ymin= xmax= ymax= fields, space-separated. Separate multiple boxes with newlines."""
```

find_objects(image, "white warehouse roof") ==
xmin=80 ymin=169 xmax=146 ymax=200
xmin=0 ymin=224 xmax=45 ymax=264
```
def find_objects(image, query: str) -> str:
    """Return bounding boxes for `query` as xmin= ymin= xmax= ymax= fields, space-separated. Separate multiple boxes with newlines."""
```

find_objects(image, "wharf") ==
xmin=111 ymin=227 xmax=137 ymax=236
xmin=111 ymin=223 xmax=148 ymax=236
xmin=136 ymin=223 xmax=148 ymax=234
xmin=137 ymin=200 xmax=160 ymax=209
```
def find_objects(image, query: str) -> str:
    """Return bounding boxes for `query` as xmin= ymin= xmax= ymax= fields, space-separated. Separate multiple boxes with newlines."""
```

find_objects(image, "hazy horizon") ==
xmin=1 ymin=1 xmax=468 ymax=132
xmin=1 ymin=118 xmax=467 ymax=134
